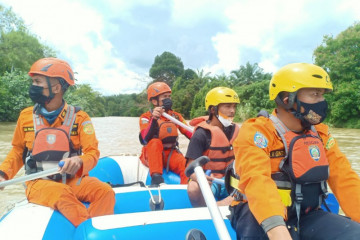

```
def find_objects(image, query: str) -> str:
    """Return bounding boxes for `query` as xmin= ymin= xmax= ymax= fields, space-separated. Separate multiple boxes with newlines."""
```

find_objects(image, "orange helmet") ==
xmin=28 ymin=58 xmax=75 ymax=86
xmin=147 ymin=82 xmax=171 ymax=101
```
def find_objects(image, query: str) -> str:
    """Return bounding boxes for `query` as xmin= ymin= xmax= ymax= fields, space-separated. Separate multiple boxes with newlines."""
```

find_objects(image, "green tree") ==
xmin=65 ymin=84 xmax=106 ymax=117
xmin=0 ymin=31 xmax=52 ymax=73
xmin=0 ymin=5 xmax=56 ymax=74
xmin=0 ymin=70 xmax=33 ymax=121
xmin=314 ymin=22 xmax=360 ymax=127
xmin=0 ymin=5 xmax=26 ymax=33
xmin=102 ymin=91 xmax=148 ymax=117
xmin=172 ymin=69 xmax=210 ymax=118
xmin=230 ymin=62 xmax=272 ymax=86
xmin=149 ymin=51 xmax=184 ymax=88
xmin=234 ymin=80 xmax=275 ymax=121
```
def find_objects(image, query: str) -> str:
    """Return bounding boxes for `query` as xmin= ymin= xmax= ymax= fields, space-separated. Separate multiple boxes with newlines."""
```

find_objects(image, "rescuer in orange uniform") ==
xmin=186 ymin=87 xmax=240 ymax=207
xmin=139 ymin=82 xmax=192 ymax=185
xmin=229 ymin=63 xmax=360 ymax=239
xmin=0 ymin=58 xmax=115 ymax=227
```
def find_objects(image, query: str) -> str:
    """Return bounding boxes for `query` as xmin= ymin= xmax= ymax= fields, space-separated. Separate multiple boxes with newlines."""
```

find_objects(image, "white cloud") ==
xmin=2 ymin=0 xmax=150 ymax=95
xmin=2 ymin=0 xmax=360 ymax=94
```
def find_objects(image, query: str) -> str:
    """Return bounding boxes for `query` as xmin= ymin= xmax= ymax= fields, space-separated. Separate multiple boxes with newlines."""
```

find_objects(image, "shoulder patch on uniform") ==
xmin=82 ymin=121 xmax=94 ymax=135
xmin=141 ymin=118 xmax=149 ymax=124
xmin=326 ymin=136 xmax=336 ymax=150
xmin=254 ymin=131 xmax=268 ymax=148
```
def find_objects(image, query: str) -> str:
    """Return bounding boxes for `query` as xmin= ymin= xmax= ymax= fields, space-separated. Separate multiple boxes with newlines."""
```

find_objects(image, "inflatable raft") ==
xmin=0 ymin=156 xmax=237 ymax=239
xmin=0 ymin=156 xmax=339 ymax=240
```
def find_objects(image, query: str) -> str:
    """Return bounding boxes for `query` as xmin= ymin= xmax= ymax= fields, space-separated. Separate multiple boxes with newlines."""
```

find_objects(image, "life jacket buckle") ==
xmin=295 ymin=192 xmax=303 ymax=202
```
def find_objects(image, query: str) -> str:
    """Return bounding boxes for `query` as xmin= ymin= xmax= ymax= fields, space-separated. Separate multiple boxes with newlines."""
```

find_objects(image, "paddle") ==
xmin=0 ymin=161 xmax=64 ymax=189
xmin=162 ymin=112 xmax=194 ymax=133
xmin=185 ymin=156 xmax=232 ymax=240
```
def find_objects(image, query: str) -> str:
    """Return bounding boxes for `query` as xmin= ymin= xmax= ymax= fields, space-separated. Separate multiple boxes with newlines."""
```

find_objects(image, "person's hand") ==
xmin=267 ymin=225 xmax=292 ymax=240
xmin=152 ymin=107 xmax=164 ymax=120
xmin=0 ymin=175 xmax=5 ymax=190
xmin=189 ymin=172 xmax=213 ymax=185
xmin=59 ymin=156 xmax=83 ymax=175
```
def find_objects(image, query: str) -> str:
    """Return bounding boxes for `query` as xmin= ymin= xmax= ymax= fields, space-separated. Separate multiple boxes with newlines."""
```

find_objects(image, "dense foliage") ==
xmin=314 ymin=22 xmax=360 ymax=128
xmin=1 ymin=5 xmax=360 ymax=128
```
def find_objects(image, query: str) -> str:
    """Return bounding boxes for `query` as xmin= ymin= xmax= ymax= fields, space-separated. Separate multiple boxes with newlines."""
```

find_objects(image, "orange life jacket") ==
xmin=195 ymin=121 xmax=239 ymax=178
xmin=26 ymin=104 xmax=77 ymax=181
xmin=269 ymin=114 xmax=329 ymax=229
xmin=157 ymin=118 xmax=179 ymax=146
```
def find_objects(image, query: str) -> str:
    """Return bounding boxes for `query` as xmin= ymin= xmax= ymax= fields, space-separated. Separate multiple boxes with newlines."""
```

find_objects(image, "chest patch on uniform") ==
xmin=82 ymin=121 xmax=94 ymax=135
xmin=61 ymin=109 xmax=67 ymax=118
xmin=23 ymin=126 xmax=34 ymax=132
xmin=309 ymin=145 xmax=321 ymax=161
xmin=254 ymin=131 xmax=268 ymax=148
xmin=269 ymin=150 xmax=285 ymax=158
xmin=326 ymin=136 xmax=335 ymax=150
xmin=167 ymin=127 xmax=172 ymax=133
xmin=70 ymin=123 xmax=78 ymax=136
xmin=46 ymin=134 xmax=56 ymax=144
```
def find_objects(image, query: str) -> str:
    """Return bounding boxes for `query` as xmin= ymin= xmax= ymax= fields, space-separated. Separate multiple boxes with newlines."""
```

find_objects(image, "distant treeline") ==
xmin=1 ymin=5 xmax=360 ymax=128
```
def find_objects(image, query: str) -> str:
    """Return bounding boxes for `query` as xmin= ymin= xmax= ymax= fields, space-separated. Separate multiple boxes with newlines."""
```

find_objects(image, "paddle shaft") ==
xmin=162 ymin=112 xmax=194 ymax=133
xmin=0 ymin=167 xmax=59 ymax=188
xmin=194 ymin=166 xmax=232 ymax=240
xmin=0 ymin=161 xmax=64 ymax=188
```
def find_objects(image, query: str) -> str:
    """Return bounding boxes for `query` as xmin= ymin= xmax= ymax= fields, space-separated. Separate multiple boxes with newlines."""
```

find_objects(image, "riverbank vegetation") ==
xmin=1 ymin=5 xmax=359 ymax=128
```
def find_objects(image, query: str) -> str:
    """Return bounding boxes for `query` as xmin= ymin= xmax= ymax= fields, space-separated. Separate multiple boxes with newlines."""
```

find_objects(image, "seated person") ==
xmin=139 ymin=82 xmax=192 ymax=185
xmin=230 ymin=63 xmax=360 ymax=239
xmin=186 ymin=87 xmax=240 ymax=207
xmin=0 ymin=58 xmax=115 ymax=227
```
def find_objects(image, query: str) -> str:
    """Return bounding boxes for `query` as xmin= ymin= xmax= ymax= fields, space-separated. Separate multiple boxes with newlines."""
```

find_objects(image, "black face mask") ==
xmin=162 ymin=98 xmax=173 ymax=111
xmin=293 ymin=100 xmax=328 ymax=129
xmin=29 ymin=85 xmax=53 ymax=105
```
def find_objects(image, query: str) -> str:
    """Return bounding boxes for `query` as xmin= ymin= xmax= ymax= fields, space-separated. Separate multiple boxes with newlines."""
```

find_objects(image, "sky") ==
xmin=1 ymin=0 xmax=360 ymax=95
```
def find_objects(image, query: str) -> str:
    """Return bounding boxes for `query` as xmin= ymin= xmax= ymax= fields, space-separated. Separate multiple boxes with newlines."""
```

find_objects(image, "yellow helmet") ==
xmin=205 ymin=87 xmax=240 ymax=110
xmin=269 ymin=63 xmax=333 ymax=100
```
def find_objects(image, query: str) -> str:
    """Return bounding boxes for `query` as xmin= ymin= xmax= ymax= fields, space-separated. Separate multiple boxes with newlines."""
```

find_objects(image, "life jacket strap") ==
xmin=165 ymin=148 xmax=175 ymax=173
xmin=295 ymin=183 xmax=303 ymax=234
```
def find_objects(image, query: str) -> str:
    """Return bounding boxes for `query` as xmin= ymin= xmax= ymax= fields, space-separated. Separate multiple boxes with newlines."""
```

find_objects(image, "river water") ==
xmin=1 ymin=117 xmax=360 ymax=217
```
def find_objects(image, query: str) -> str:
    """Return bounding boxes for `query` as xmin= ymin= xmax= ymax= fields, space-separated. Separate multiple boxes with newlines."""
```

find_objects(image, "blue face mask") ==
xmin=29 ymin=85 xmax=53 ymax=105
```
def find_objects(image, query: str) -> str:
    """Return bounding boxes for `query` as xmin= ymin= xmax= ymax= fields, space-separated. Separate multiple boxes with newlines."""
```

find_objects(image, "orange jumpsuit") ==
xmin=139 ymin=110 xmax=192 ymax=184
xmin=0 ymin=102 xmax=115 ymax=227
xmin=232 ymin=110 xmax=360 ymax=225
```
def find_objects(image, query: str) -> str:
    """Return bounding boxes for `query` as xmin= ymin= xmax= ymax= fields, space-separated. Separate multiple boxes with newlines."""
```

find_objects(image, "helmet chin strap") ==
xmin=213 ymin=106 xmax=223 ymax=125
xmin=45 ymin=77 xmax=55 ymax=103
xmin=155 ymin=97 xmax=160 ymax=107
xmin=214 ymin=106 xmax=219 ymax=119
xmin=289 ymin=96 xmax=312 ymax=130
xmin=275 ymin=92 xmax=297 ymax=110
